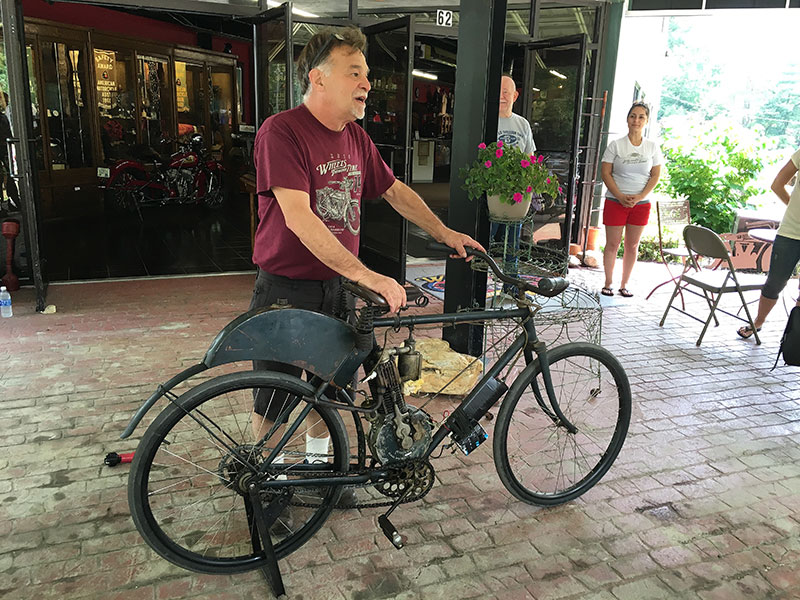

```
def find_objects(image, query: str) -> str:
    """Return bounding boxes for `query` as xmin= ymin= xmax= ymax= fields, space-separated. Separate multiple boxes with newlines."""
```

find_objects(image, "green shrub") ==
xmin=657 ymin=121 xmax=768 ymax=232
xmin=604 ymin=232 xmax=682 ymax=262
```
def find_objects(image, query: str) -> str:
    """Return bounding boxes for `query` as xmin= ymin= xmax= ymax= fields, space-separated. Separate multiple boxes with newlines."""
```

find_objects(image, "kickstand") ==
xmin=247 ymin=484 xmax=289 ymax=598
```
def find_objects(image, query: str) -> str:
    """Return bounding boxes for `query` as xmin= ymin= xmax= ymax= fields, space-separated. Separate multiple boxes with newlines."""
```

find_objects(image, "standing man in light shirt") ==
xmin=492 ymin=75 xmax=536 ymax=291
xmin=497 ymin=75 xmax=536 ymax=156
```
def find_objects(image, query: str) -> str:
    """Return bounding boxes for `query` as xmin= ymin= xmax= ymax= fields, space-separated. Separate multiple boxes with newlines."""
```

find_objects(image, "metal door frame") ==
xmin=360 ymin=15 xmax=414 ymax=284
xmin=1 ymin=0 xmax=47 ymax=310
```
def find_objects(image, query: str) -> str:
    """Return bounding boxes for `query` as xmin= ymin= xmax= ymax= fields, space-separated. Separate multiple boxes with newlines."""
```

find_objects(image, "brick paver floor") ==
xmin=1 ymin=263 xmax=799 ymax=600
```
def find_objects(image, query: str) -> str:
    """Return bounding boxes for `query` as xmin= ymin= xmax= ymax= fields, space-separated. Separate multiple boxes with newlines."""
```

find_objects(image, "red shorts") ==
xmin=602 ymin=199 xmax=651 ymax=227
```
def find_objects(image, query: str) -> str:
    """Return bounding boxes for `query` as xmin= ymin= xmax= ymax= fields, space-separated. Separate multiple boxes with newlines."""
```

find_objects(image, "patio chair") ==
xmin=646 ymin=198 xmax=693 ymax=306
xmin=659 ymin=225 xmax=765 ymax=346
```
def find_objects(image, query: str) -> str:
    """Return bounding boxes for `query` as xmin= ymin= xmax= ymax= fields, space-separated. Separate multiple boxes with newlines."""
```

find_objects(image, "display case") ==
xmin=175 ymin=60 xmax=204 ymax=140
xmin=138 ymin=54 xmax=173 ymax=150
xmin=40 ymin=39 xmax=94 ymax=171
xmin=94 ymin=48 xmax=137 ymax=161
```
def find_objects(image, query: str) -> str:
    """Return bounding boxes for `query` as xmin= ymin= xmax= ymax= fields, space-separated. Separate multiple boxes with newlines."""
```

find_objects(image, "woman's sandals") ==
xmin=601 ymin=287 xmax=614 ymax=297
xmin=737 ymin=324 xmax=761 ymax=339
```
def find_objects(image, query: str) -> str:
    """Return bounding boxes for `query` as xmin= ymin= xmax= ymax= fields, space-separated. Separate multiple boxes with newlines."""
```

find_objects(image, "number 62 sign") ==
xmin=436 ymin=10 xmax=453 ymax=27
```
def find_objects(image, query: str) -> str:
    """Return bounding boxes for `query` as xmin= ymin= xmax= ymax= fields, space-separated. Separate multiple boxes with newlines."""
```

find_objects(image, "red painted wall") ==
xmin=22 ymin=0 xmax=253 ymax=122
xmin=23 ymin=0 xmax=198 ymax=45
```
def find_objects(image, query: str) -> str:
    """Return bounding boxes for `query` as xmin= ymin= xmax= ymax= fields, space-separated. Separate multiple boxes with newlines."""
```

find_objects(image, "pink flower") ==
xmin=537 ymin=155 xmax=544 ymax=164
xmin=484 ymin=160 xmax=492 ymax=168
xmin=513 ymin=192 xmax=523 ymax=203
xmin=497 ymin=141 xmax=504 ymax=148
xmin=520 ymin=159 xmax=530 ymax=168
xmin=526 ymin=186 xmax=532 ymax=193
xmin=496 ymin=149 xmax=503 ymax=158
xmin=478 ymin=143 xmax=486 ymax=149
xmin=530 ymin=154 xmax=535 ymax=162
xmin=558 ymin=186 xmax=563 ymax=193
xmin=546 ymin=178 xmax=551 ymax=184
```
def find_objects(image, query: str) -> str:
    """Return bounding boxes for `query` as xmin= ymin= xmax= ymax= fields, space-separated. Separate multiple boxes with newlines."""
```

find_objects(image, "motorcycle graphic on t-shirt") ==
xmin=315 ymin=175 xmax=361 ymax=235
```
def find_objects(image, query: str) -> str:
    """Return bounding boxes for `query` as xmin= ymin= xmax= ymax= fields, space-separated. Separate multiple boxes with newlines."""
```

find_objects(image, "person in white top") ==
xmin=497 ymin=75 xmax=535 ymax=156
xmin=600 ymin=102 xmax=663 ymax=298
xmin=736 ymin=148 xmax=800 ymax=339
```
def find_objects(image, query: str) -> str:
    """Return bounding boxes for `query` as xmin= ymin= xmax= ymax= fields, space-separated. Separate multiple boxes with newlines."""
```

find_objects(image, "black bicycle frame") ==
xmin=259 ymin=303 xmax=577 ymax=490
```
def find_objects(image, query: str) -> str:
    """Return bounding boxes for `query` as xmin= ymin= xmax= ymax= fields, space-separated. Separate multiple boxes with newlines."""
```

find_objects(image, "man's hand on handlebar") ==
xmin=357 ymin=271 xmax=406 ymax=314
xmin=437 ymin=229 xmax=485 ymax=262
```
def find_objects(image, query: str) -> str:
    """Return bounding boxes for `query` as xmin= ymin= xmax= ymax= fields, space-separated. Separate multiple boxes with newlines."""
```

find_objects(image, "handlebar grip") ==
xmin=425 ymin=241 xmax=478 ymax=257
xmin=523 ymin=276 xmax=569 ymax=298
xmin=342 ymin=281 xmax=388 ymax=307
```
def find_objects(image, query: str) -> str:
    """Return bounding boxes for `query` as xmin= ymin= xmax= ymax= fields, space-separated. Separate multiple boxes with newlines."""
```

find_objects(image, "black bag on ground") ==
xmin=773 ymin=306 xmax=800 ymax=369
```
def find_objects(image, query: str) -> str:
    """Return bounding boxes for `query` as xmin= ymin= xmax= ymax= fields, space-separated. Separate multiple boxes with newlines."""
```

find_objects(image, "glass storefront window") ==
xmin=506 ymin=10 xmax=531 ymax=37
xmin=210 ymin=68 xmax=234 ymax=158
xmin=40 ymin=41 xmax=93 ymax=169
xmin=0 ymin=41 xmax=43 ymax=172
xmin=26 ymin=46 xmax=44 ymax=170
xmin=236 ymin=65 xmax=244 ymax=124
xmin=175 ymin=60 xmax=204 ymax=142
xmin=94 ymin=48 xmax=136 ymax=160
xmin=259 ymin=19 xmax=292 ymax=116
xmin=537 ymin=6 xmax=598 ymax=43
xmin=138 ymin=55 xmax=172 ymax=148
xmin=292 ymin=23 xmax=320 ymax=106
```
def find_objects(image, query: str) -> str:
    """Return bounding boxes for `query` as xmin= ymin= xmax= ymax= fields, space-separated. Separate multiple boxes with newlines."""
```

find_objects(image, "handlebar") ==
xmin=425 ymin=242 xmax=569 ymax=298
xmin=342 ymin=281 xmax=388 ymax=308
xmin=341 ymin=242 xmax=569 ymax=309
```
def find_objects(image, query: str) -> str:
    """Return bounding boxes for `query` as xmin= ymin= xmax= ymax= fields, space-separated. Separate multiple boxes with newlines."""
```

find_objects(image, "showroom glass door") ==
xmin=254 ymin=3 xmax=293 ymax=124
xmin=518 ymin=34 xmax=589 ymax=250
xmin=360 ymin=16 xmax=414 ymax=285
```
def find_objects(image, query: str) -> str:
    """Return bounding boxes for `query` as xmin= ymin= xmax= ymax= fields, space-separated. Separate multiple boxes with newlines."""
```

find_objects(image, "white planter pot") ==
xmin=487 ymin=192 xmax=532 ymax=221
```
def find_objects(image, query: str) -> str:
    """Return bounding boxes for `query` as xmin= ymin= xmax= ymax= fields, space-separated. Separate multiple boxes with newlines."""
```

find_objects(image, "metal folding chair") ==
xmin=659 ymin=225 xmax=765 ymax=346
xmin=646 ymin=198 xmax=693 ymax=308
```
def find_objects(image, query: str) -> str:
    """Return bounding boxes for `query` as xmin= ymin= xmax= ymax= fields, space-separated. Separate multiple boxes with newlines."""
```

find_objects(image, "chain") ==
xmin=264 ymin=458 xmax=435 ymax=510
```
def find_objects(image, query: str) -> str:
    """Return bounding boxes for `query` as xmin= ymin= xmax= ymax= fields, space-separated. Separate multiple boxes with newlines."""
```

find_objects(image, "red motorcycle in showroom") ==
xmin=99 ymin=133 xmax=225 ymax=218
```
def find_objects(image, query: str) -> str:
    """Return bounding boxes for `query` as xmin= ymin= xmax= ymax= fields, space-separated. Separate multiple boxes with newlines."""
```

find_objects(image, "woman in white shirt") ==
xmin=600 ymin=102 xmax=663 ymax=297
xmin=737 ymin=148 xmax=800 ymax=339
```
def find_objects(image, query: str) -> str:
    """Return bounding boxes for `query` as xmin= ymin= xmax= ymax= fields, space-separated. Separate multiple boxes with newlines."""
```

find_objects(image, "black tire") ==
xmin=104 ymin=169 xmax=140 ymax=213
xmin=128 ymin=371 xmax=349 ymax=574
xmin=493 ymin=342 xmax=631 ymax=506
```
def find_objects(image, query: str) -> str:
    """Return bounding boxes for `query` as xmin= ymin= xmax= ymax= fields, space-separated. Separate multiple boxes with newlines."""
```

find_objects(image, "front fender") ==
xmin=107 ymin=161 xmax=148 ymax=186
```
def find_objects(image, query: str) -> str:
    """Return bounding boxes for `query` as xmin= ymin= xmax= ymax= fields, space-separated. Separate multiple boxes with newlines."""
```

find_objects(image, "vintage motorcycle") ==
xmin=99 ymin=134 xmax=225 ymax=217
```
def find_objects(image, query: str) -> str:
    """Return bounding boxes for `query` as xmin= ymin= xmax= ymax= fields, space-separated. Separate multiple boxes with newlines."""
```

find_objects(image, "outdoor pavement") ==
xmin=2 ymin=261 xmax=800 ymax=600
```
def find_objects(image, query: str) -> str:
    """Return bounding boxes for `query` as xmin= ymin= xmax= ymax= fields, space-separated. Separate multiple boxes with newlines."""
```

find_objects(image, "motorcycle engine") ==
xmin=167 ymin=168 xmax=194 ymax=198
xmin=367 ymin=404 xmax=434 ymax=465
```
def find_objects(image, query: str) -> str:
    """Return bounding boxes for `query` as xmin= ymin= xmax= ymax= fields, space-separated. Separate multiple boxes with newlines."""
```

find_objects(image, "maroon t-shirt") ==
xmin=252 ymin=104 xmax=396 ymax=280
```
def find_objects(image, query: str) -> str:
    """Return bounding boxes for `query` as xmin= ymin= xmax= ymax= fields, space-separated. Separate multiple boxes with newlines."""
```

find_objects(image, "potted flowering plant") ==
xmin=461 ymin=141 xmax=562 ymax=220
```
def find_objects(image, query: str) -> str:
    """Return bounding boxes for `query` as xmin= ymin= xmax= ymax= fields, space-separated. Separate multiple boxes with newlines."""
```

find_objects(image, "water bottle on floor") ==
xmin=0 ymin=286 xmax=12 ymax=318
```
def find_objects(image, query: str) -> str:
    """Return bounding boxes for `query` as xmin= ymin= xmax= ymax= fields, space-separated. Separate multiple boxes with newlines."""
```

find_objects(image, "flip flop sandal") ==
xmin=601 ymin=287 xmax=614 ymax=297
xmin=619 ymin=288 xmax=634 ymax=297
xmin=737 ymin=325 xmax=761 ymax=339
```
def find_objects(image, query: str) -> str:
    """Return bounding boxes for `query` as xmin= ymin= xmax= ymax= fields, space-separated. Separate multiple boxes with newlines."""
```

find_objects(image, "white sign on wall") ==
xmin=436 ymin=10 xmax=453 ymax=28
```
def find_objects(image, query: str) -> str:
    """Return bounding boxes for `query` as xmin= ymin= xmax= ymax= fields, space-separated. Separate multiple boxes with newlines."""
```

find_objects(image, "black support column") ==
xmin=1 ymin=0 xmax=46 ymax=311
xmin=443 ymin=0 xmax=507 ymax=356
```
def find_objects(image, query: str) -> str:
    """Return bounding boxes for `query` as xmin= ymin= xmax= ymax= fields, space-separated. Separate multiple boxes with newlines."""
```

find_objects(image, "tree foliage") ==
xmin=658 ymin=16 xmax=800 ymax=149
xmin=658 ymin=122 xmax=767 ymax=233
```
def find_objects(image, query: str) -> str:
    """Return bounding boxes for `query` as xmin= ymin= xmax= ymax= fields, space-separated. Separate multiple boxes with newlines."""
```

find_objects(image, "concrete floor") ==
xmin=2 ymin=262 xmax=799 ymax=600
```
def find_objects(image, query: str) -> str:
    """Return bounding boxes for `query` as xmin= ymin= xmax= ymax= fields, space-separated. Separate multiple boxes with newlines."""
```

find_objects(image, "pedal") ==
xmin=451 ymin=422 xmax=488 ymax=456
xmin=378 ymin=514 xmax=406 ymax=549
